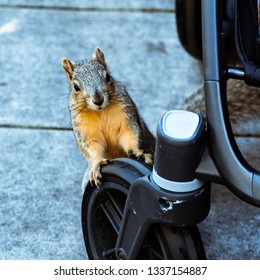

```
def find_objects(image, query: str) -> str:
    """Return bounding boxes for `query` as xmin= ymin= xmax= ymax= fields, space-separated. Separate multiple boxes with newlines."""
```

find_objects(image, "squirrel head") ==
xmin=62 ymin=47 xmax=114 ymax=111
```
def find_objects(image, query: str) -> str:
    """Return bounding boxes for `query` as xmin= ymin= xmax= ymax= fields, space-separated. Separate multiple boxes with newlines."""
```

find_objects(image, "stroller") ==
xmin=81 ymin=0 xmax=260 ymax=259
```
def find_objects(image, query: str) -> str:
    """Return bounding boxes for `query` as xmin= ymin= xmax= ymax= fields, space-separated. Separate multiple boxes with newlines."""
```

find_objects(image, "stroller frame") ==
xmin=202 ymin=0 xmax=260 ymax=207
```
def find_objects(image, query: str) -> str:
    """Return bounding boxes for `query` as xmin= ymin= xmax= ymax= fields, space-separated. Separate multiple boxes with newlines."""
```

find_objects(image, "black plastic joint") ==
xmin=153 ymin=110 xmax=206 ymax=191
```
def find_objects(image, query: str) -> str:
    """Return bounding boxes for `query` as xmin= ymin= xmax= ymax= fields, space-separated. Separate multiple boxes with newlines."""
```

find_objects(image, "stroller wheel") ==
xmin=176 ymin=0 xmax=202 ymax=59
xmin=82 ymin=159 xmax=206 ymax=260
xmin=176 ymin=0 xmax=235 ymax=60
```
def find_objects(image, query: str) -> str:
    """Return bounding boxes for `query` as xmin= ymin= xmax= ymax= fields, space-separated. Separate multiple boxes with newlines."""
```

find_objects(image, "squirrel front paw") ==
xmin=90 ymin=159 xmax=110 ymax=188
xmin=128 ymin=149 xmax=153 ymax=165
xmin=142 ymin=153 xmax=153 ymax=165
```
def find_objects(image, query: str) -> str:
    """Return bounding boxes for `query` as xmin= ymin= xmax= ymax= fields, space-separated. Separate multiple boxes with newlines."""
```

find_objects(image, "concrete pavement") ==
xmin=0 ymin=0 xmax=259 ymax=260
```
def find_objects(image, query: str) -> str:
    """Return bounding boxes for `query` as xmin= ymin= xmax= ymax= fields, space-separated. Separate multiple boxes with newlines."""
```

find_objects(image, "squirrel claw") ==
xmin=90 ymin=170 xmax=102 ymax=188
xmin=90 ymin=158 xmax=110 ymax=188
xmin=127 ymin=149 xmax=153 ymax=165
xmin=127 ymin=150 xmax=134 ymax=157
xmin=90 ymin=173 xmax=102 ymax=188
xmin=127 ymin=149 xmax=143 ymax=159
xmin=142 ymin=153 xmax=153 ymax=165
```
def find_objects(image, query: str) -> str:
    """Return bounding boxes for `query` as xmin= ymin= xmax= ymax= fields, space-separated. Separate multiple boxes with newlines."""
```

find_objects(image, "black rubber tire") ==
xmin=176 ymin=0 xmax=202 ymax=60
xmin=176 ymin=0 xmax=235 ymax=60
xmin=82 ymin=159 xmax=206 ymax=260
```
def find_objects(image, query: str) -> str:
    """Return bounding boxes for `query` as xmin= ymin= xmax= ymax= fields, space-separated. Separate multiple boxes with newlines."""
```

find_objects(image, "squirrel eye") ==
xmin=105 ymin=73 xmax=111 ymax=83
xmin=73 ymin=83 xmax=80 ymax=92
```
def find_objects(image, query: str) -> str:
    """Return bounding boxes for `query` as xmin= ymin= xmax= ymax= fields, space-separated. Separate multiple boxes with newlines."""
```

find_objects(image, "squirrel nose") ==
xmin=92 ymin=94 xmax=104 ymax=106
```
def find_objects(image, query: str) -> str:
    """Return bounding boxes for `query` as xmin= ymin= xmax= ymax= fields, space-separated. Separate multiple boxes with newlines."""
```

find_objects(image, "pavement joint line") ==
xmin=0 ymin=4 xmax=175 ymax=14
xmin=233 ymin=134 xmax=260 ymax=138
xmin=0 ymin=124 xmax=259 ymax=137
xmin=0 ymin=124 xmax=72 ymax=131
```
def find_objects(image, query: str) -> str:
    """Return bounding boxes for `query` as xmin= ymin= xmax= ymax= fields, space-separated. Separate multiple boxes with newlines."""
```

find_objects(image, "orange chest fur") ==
xmin=76 ymin=103 xmax=132 ymax=148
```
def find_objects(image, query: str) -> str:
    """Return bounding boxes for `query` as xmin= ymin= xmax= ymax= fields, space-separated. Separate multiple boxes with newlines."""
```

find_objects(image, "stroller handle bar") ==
xmin=202 ymin=0 xmax=260 ymax=207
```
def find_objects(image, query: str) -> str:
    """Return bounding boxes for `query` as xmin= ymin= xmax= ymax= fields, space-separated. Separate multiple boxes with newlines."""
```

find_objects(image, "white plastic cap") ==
xmin=162 ymin=110 xmax=199 ymax=139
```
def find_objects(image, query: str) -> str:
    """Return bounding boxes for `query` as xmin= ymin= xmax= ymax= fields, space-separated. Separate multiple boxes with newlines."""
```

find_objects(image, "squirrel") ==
xmin=62 ymin=47 xmax=155 ymax=188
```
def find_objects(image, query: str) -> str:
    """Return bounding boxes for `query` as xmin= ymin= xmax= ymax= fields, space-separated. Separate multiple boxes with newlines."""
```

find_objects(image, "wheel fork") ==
xmin=115 ymin=175 xmax=211 ymax=260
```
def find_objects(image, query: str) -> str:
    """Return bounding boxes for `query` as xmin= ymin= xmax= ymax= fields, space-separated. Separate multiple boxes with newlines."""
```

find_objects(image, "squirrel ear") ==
xmin=92 ymin=47 xmax=107 ymax=69
xmin=62 ymin=58 xmax=75 ymax=80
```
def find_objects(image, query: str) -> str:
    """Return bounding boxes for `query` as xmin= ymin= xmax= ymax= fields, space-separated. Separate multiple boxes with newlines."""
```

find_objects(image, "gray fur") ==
xmin=180 ymin=79 xmax=260 ymax=135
